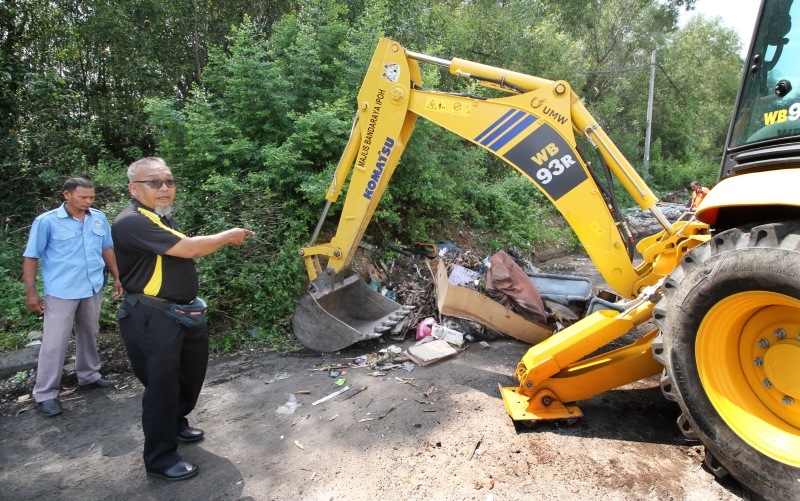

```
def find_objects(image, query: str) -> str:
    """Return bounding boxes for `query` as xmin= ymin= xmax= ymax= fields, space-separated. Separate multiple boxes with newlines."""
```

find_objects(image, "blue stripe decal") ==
xmin=479 ymin=110 xmax=527 ymax=147
xmin=489 ymin=115 xmax=537 ymax=152
xmin=474 ymin=109 xmax=516 ymax=143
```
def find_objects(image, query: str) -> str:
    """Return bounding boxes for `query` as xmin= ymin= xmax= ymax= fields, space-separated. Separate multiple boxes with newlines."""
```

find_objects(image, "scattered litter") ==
xmin=358 ymin=418 xmax=374 ymax=423
xmin=395 ymin=377 xmax=419 ymax=387
xmin=17 ymin=395 xmax=30 ymax=403
xmin=294 ymin=440 xmax=304 ymax=450
xmin=118 ymin=384 xmax=129 ymax=390
xmin=294 ymin=390 xmax=311 ymax=394
xmin=329 ymin=371 xmax=341 ymax=378
xmin=412 ymin=335 xmax=436 ymax=347
xmin=416 ymin=399 xmax=431 ymax=404
xmin=291 ymin=415 xmax=310 ymax=427
xmin=416 ymin=317 xmax=438 ymax=341
xmin=402 ymin=361 xmax=415 ymax=372
xmin=424 ymin=385 xmax=434 ymax=397
xmin=431 ymin=324 xmax=465 ymax=347
xmin=312 ymin=386 xmax=350 ymax=406
xmin=353 ymin=356 xmax=368 ymax=366
xmin=310 ymin=471 xmax=317 ymax=480
xmin=334 ymin=378 xmax=346 ymax=386
xmin=378 ymin=405 xmax=396 ymax=419
xmin=448 ymin=264 xmax=482 ymax=287
xmin=329 ymin=414 xmax=339 ymax=421
xmin=386 ymin=345 xmax=402 ymax=355
xmin=15 ymin=408 xmax=28 ymax=417
xmin=265 ymin=372 xmax=293 ymax=384
xmin=407 ymin=339 xmax=457 ymax=366
xmin=88 ymin=443 xmax=95 ymax=452
xmin=469 ymin=435 xmax=483 ymax=460
xmin=479 ymin=341 xmax=490 ymax=348
xmin=423 ymin=409 xmax=436 ymax=412
xmin=309 ymin=364 xmax=347 ymax=373
xmin=276 ymin=394 xmax=301 ymax=414
xmin=367 ymin=371 xmax=387 ymax=377
xmin=25 ymin=340 xmax=42 ymax=347
xmin=341 ymin=386 xmax=368 ymax=401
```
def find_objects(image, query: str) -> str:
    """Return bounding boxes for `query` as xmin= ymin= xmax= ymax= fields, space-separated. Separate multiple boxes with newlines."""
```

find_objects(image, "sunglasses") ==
xmin=132 ymin=179 xmax=177 ymax=189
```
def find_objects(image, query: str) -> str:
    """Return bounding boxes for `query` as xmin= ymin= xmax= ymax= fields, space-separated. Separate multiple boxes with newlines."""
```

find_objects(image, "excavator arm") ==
xmin=300 ymin=38 xmax=680 ymax=298
xmin=294 ymin=38 xmax=708 ymax=423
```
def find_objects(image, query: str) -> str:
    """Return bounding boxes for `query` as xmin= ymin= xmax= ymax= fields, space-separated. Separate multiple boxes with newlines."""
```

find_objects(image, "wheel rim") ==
xmin=697 ymin=291 xmax=800 ymax=467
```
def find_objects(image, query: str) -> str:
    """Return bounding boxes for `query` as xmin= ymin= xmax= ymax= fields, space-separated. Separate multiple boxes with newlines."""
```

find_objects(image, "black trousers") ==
xmin=118 ymin=299 xmax=208 ymax=471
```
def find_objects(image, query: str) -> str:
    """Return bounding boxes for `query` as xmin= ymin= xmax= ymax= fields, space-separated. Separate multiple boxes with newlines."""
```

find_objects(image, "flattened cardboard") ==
xmin=407 ymin=339 xmax=457 ymax=366
xmin=434 ymin=259 xmax=552 ymax=345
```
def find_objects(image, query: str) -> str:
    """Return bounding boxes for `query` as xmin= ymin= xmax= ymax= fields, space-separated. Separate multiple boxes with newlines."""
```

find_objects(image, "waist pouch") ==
xmin=126 ymin=293 xmax=208 ymax=328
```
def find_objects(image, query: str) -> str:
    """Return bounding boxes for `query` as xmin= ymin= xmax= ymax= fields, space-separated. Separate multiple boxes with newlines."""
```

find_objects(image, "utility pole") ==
xmin=642 ymin=49 xmax=656 ymax=180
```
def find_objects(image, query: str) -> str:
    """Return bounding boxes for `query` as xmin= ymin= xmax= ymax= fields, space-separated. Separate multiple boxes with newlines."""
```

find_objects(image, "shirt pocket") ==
xmin=51 ymin=231 xmax=77 ymax=254
xmin=91 ymin=228 xmax=107 ymax=250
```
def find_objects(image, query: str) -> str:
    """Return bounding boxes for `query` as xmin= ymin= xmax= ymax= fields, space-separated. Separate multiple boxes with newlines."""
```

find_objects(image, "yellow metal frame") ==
xmin=299 ymin=38 xmax=714 ymax=422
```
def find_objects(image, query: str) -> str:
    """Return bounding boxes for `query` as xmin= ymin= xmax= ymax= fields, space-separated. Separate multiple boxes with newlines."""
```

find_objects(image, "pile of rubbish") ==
xmin=352 ymin=240 xmax=614 ymax=365
xmin=622 ymin=202 xmax=690 ymax=239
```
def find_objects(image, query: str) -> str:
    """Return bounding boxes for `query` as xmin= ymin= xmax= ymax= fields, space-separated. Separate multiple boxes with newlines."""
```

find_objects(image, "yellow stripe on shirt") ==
xmin=136 ymin=207 xmax=186 ymax=239
xmin=136 ymin=207 xmax=185 ymax=297
xmin=143 ymin=255 xmax=163 ymax=296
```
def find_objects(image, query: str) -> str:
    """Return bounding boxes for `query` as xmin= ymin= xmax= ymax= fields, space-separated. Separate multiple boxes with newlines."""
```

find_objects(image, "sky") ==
xmin=678 ymin=0 xmax=762 ymax=57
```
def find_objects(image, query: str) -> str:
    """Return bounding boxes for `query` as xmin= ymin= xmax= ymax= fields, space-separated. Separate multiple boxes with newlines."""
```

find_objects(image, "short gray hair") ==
xmin=127 ymin=157 xmax=168 ymax=182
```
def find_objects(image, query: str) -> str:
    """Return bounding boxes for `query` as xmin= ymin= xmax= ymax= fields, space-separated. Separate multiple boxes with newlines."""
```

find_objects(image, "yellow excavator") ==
xmin=292 ymin=1 xmax=800 ymax=498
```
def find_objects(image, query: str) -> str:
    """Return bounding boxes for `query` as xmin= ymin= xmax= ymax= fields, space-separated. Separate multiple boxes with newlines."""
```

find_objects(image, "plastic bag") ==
xmin=276 ymin=393 xmax=301 ymax=414
xmin=415 ymin=317 xmax=438 ymax=341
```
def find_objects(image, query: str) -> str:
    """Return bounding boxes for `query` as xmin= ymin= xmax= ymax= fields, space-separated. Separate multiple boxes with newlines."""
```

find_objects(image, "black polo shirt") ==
xmin=112 ymin=200 xmax=199 ymax=303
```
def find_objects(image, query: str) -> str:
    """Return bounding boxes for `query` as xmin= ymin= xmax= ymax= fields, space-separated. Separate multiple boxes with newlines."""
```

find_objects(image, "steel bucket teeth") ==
xmin=292 ymin=273 xmax=411 ymax=352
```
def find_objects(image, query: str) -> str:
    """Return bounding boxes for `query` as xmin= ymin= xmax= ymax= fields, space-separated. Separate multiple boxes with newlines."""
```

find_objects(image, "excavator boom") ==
xmin=293 ymin=38 xmax=703 ymax=355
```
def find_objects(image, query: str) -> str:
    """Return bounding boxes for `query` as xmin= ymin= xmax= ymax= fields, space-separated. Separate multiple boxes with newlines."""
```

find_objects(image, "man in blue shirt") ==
xmin=23 ymin=178 xmax=124 ymax=417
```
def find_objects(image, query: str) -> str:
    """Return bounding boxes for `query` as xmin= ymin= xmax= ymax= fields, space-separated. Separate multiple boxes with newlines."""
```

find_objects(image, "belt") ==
xmin=125 ymin=293 xmax=171 ymax=311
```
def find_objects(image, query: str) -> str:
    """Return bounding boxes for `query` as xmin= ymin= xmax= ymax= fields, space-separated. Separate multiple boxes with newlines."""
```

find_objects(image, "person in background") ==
xmin=23 ymin=178 xmax=123 ymax=417
xmin=112 ymin=157 xmax=253 ymax=481
xmin=689 ymin=181 xmax=711 ymax=211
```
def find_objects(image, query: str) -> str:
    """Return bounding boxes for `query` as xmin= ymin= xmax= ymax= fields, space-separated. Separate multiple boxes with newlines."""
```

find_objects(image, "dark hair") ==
xmin=63 ymin=178 xmax=94 ymax=193
xmin=690 ymin=180 xmax=700 ymax=187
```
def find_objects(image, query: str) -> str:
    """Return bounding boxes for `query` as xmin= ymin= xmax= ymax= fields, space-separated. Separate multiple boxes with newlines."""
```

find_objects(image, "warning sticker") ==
xmin=425 ymin=97 xmax=471 ymax=116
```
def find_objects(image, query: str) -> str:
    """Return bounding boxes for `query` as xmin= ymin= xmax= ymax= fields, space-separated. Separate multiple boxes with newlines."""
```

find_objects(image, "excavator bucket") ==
xmin=292 ymin=271 xmax=414 ymax=352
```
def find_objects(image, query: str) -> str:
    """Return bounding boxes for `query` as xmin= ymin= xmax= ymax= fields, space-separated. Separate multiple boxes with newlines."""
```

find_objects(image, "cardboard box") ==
xmin=434 ymin=259 xmax=552 ymax=345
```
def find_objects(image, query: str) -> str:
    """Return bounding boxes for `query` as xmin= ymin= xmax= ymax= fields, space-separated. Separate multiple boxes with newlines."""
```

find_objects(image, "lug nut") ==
xmin=757 ymin=338 xmax=770 ymax=348
xmin=782 ymin=396 xmax=794 ymax=406
xmin=762 ymin=379 xmax=773 ymax=389
xmin=774 ymin=328 xmax=786 ymax=339
xmin=753 ymin=357 xmax=764 ymax=366
xmin=541 ymin=395 xmax=553 ymax=406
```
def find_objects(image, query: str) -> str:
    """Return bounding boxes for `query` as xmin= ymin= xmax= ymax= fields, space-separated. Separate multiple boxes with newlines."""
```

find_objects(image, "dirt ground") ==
xmin=0 ymin=255 xmax=746 ymax=501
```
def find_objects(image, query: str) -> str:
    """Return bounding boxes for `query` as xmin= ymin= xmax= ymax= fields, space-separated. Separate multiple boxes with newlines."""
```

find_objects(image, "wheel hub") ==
xmin=764 ymin=342 xmax=800 ymax=400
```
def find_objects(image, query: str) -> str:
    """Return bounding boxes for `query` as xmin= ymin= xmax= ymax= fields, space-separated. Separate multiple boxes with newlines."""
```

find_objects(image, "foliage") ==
xmin=0 ymin=0 xmax=744 ymax=353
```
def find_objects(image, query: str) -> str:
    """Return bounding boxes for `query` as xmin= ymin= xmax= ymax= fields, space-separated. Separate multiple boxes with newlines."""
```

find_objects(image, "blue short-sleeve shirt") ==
xmin=23 ymin=204 xmax=114 ymax=299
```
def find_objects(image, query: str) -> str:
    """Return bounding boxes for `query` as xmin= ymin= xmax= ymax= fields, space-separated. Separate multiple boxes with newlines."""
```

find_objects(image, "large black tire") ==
xmin=652 ymin=222 xmax=800 ymax=501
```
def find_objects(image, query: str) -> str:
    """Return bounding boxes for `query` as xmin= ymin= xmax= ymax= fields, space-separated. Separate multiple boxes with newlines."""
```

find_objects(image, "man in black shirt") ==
xmin=112 ymin=157 xmax=253 ymax=481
